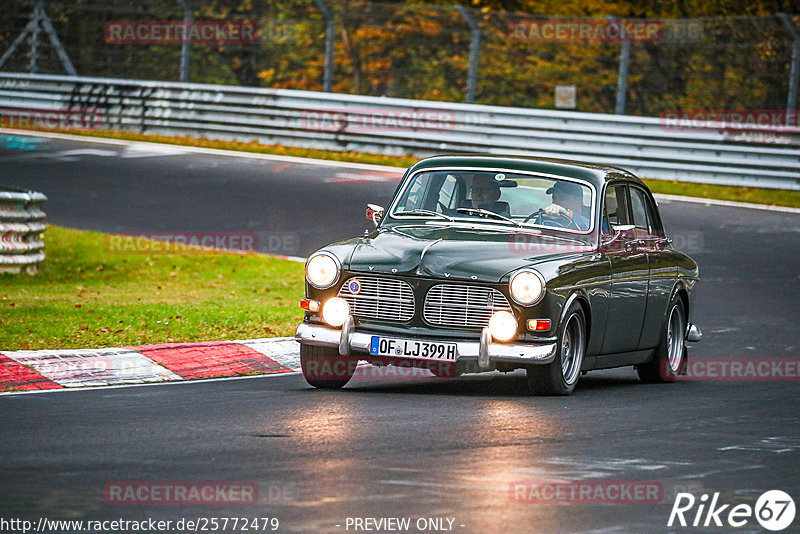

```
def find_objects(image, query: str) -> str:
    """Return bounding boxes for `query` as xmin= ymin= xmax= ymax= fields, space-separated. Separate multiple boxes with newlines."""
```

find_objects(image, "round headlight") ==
xmin=489 ymin=311 xmax=518 ymax=342
xmin=510 ymin=270 xmax=545 ymax=305
xmin=306 ymin=253 xmax=340 ymax=289
xmin=322 ymin=297 xmax=350 ymax=327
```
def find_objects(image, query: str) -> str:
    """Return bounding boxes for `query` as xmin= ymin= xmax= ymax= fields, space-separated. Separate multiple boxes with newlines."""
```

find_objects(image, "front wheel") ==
xmin=638 ymin=296 xmax=686 ymax=383
xmin=300 ymin=344 xmax=356 ymax=389
xmin=526 ymin=302 xmax=586 ymax=395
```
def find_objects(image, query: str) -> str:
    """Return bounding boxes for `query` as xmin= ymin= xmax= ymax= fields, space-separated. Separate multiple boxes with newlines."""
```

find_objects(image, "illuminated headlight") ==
xmin=305 ymin=253 xmax=340 ymax=289
xmin=489 ymin=310 xmax=518 ymax=342
xmin=322 ymin=297 xmax=350 ymax=328
xmin=509 ymin=270 xmax=545 ymax=305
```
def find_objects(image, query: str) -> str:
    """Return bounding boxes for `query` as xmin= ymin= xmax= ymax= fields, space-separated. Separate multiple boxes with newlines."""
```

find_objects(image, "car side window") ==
xmin=603 ymin=185 xmax=628 ymax=234
xmin=438 ymin=174 xmax=460 ymax=210
xmin=629 ymin=188 xmax=649 ymax=230
xmin=630 ymin=188 xmax=661 ymax=234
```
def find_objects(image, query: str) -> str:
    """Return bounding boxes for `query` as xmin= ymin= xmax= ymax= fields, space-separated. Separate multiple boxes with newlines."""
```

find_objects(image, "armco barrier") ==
xmin=0 ymin=186 xmax=46 ymax=274
xmin=0 ymin=72 xmax=798 ymax=190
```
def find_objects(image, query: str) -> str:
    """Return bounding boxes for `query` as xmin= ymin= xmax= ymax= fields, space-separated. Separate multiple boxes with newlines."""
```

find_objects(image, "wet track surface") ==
xmin=1 ymin=133 xmax=799 ymax=533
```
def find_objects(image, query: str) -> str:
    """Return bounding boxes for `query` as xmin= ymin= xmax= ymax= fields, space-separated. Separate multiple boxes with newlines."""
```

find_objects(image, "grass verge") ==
xmin=0 ymin=226 xmax=305 ymax=351
xmin=14 ymin=127 xmax=800 ymax=209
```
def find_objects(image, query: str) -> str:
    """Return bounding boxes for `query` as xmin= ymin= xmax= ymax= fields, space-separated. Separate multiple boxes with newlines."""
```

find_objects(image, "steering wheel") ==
xmin=524 ymin=209 xmax=580 ymax=230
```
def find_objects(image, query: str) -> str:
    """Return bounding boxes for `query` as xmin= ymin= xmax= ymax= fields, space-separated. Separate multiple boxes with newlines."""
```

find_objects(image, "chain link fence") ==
xmin=0 ymin=0 xmax=798 ymax=117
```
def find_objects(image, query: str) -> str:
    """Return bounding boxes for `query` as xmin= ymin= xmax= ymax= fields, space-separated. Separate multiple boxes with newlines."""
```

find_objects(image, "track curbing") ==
xmin=0 ymin=337 xmax=300 ymax=393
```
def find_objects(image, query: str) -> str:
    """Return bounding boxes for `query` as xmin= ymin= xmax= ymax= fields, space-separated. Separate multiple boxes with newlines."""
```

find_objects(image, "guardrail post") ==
xmin=779 ymin=13 xmax=799 ymax=127
xmin=456 ymin=6 xmax=481 ymax=104
xmin=314 ymin=0 xmax=334 ymax=92
xmin=0 ymin=187 xmax=47 ymax=275
xmin=612 ymin=17 xmax=631 ymax=115
xmin=177 ymin=0 xmax=192 ymax=83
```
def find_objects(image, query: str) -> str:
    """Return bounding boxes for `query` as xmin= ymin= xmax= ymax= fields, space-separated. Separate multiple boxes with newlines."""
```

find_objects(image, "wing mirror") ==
xmin=366 ymin=204 xmax=385 ymax=227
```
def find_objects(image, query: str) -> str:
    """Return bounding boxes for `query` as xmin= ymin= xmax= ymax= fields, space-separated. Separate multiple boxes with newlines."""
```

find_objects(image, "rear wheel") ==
xmin=526 ymin=302 xmax=586 ymax=396
xmin=300 ymin=344 xmax=356 ymax=389
xmin=638 ymin=296 xmax=685 ymax=383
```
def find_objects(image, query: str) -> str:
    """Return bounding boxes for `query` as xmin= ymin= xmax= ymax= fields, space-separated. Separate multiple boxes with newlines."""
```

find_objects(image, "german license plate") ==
xmin=369 ymin=336 xmax=457 ymax=361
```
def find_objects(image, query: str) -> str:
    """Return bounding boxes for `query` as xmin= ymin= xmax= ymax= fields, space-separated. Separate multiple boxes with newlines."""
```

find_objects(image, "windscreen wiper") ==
xmin=393 ymin=209 xmax=454 ymax=221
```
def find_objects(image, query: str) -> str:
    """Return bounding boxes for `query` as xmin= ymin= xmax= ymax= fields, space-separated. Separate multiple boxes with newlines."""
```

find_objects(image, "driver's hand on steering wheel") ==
xmin=544 ymin=203 xmax=569 ymax=216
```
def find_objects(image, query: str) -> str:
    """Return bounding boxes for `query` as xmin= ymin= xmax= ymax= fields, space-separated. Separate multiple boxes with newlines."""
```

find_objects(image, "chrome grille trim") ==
xmin=424 ymin=284 xmax=512 ymax=328
xmin=338 ymin=277 xmax=415 ymax=322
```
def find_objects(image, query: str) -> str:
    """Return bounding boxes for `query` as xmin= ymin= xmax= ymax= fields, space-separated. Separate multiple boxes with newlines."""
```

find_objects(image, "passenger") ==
xmin=463 ymin=176 xmax=510 ymax=217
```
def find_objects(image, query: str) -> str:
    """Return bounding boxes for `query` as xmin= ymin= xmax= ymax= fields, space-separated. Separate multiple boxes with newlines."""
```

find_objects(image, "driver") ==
xmin=464 ymin=176 xmax=510 ymax=217
xmin=544 ymin=181 xmax=590 ymax=230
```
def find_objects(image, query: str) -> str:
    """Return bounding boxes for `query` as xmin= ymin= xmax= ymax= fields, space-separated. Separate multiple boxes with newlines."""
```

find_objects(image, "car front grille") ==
xmin=423 ymin=284 xmax=512 ymax=328
xmin=338 ymin=277 xmax=415 ymax=322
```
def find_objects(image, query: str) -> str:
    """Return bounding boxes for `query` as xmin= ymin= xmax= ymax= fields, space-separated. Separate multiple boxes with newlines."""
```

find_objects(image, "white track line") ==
xmin=0 ymin=128 xmax=403 ymax=173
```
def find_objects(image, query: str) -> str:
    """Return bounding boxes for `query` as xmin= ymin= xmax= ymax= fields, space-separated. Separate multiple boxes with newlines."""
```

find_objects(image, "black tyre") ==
xmin=300 ymin=343 xmax=356 ymax=389
xmin=526 ymin=302 xmax=586 ymax=396
xmin=638 ymin=296 xmax=686 ymax=383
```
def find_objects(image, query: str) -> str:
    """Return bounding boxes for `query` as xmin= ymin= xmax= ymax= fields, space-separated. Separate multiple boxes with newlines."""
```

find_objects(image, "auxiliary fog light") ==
xmin=322 ymin=297 xmax=350 ymax=328
xmin=489 ymin=310 xmax=518 ymax=342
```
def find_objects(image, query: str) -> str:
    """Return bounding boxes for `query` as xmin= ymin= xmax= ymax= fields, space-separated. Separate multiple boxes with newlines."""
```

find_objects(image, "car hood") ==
xmin=342 ymin=225 xmax=594 ymax=283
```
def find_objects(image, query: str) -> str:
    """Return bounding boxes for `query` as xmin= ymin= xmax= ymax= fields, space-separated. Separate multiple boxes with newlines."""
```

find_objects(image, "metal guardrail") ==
xmin=0 ymin=72 xmax=798 ymax=190
xmin=0 ymin=186 xmax=46 ymax=274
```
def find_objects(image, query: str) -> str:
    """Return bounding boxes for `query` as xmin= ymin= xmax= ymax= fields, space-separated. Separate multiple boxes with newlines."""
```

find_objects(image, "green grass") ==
xmin=0 ymin=226 xmax=305 ymax=350
xmin=26 ymin=127 xmax=800 ymax=209
xmin=642 ymin=179 xmax=800 ymax=208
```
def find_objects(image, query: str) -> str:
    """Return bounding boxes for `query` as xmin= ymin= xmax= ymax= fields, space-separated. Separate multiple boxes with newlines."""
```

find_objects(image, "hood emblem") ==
xmin=348 ymin=279 xmax=362 ymax=294
xmin=368 ymin=266 xmax=374 ymax=271
xmin=444 ymin=273 xmax=450 ymax=278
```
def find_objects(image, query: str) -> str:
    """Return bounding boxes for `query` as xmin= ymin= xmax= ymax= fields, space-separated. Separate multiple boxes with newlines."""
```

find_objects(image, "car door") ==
xmin=599 ymin=183 xmax=650 ymax=356
xmin=630 ymin=187 xmax=677 ymax=350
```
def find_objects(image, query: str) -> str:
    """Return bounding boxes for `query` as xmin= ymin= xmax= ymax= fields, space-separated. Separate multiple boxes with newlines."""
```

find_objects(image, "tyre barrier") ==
xmin=0 ymin=186 xmax=46 ymax=274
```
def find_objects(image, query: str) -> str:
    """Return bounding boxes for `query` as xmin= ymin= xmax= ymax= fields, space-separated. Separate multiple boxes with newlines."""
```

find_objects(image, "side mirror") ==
xmin=366 ymin=204 xmax=385 ymax=227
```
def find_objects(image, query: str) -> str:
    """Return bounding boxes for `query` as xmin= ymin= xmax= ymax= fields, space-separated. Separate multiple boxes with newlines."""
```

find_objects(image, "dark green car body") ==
xmin=296 ymin=155 xmax=701 ymax=394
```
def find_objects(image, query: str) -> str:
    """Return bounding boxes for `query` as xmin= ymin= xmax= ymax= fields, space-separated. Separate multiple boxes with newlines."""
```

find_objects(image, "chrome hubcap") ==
xmin=666 ymin=304 xmax=685 ymax=372
xmin=561 ymin=313 xmax=584 ymax=385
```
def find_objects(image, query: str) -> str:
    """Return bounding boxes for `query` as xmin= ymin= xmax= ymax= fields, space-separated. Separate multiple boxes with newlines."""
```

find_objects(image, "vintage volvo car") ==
xmin=295 ymin=155 xmax=701 ymax=395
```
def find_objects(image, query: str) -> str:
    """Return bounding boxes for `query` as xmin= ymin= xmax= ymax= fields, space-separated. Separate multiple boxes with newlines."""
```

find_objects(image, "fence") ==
xmin=0 ymin=185 xmax=46 ymax=274
xmin=0 ymin=72 xmax=798 ymax=189
xmin=0 ymin=2 xmax=798 ymax=118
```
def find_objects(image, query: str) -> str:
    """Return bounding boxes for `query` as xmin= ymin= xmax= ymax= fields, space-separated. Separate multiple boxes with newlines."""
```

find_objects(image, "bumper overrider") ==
xmin=295 ymin=315 xmax=557 ymax=371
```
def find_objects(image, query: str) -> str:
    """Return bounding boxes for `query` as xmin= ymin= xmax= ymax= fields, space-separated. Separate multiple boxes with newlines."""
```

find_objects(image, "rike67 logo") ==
xmin=668 ymin=490 xmax=796 ymax=531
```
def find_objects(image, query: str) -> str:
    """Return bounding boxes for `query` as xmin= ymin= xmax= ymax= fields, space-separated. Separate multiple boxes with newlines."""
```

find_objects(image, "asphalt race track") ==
xmin=1 ymin=132 xmax=800 ymax=533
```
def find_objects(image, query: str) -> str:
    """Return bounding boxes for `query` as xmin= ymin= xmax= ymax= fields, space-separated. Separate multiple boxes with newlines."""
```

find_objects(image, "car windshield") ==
xmin=391 ymin=170 xmax=595 ymax=232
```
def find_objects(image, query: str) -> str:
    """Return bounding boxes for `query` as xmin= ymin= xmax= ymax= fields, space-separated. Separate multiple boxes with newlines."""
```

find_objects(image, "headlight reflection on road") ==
xmin=453 ymin=400 xmax=562 ymax=532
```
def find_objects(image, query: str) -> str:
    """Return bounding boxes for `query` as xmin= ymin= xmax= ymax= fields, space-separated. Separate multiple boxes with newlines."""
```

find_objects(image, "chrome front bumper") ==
xmin=295 ymin=316 xmax=557 ymax=370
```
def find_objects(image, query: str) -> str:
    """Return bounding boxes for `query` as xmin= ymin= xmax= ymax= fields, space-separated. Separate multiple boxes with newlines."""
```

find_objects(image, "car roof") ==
xmin=407 ymin=155 xmax=646 ymax=190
